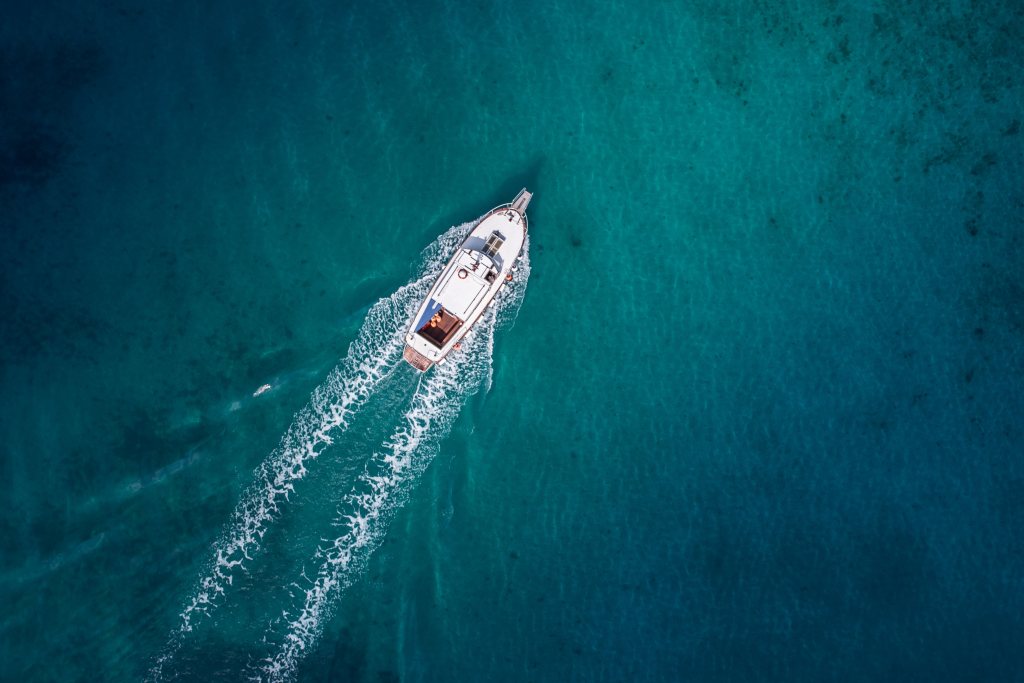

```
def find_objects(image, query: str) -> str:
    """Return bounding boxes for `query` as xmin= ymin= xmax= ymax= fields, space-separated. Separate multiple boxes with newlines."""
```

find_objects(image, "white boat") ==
xmin=402 ymin=189 xmax=532 ymax=371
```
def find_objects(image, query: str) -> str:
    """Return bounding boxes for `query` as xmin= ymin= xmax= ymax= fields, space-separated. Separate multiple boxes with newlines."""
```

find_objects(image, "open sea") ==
xmin=2 ymin=0 xmax=1023 ymax=681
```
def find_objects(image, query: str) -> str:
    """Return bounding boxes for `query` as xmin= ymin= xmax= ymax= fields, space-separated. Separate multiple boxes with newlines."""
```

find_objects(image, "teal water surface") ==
xmin=2 ymin=0 xmax=1023 ymax=681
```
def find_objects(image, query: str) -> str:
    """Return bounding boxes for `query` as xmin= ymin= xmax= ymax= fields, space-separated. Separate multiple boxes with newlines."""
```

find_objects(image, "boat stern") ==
xmin=403 ymin=344 xmax=434 ymax=372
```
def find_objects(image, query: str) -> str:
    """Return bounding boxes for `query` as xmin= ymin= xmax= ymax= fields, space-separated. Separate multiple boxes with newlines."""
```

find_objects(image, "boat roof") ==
xmin=433 ymin=250 xmax=494 ymax=319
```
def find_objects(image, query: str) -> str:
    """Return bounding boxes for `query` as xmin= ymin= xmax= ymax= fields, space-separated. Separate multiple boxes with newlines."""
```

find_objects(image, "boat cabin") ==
xmin=413 ymin=246 xmax=502 ymax=349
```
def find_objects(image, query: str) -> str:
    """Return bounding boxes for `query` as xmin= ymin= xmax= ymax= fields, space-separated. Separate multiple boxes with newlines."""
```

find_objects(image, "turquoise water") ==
xmin=2 ymin=0 xmax=1023 ymax=680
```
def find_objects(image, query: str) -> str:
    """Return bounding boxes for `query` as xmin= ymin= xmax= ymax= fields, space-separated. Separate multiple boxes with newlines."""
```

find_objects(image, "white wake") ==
xmin=149 ymin=222 xmax=477 ymax=680
xmin=258 ymin=236 xmax=531 ymax=682
xmin=151 ymin=218 xmax=529 ymax=682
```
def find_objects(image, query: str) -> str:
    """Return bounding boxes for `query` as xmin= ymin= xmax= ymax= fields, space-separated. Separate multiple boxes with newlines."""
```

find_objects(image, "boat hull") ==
xmin=403 ymin=190 xmax=531 ymax=371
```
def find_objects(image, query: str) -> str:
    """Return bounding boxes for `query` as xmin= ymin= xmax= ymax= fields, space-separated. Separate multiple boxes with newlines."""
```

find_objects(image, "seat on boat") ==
xmin=417 ymin=307 xmax=462 ymax=348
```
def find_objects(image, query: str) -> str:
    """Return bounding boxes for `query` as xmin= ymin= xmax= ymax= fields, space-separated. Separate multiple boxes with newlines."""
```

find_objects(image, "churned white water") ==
xmin=151 ymin=221 xmax=528 ymax=681
xmin=259 ymin=235 xmax=531 ymax=682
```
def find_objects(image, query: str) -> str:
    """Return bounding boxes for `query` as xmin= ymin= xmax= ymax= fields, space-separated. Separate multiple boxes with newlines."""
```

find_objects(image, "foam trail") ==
xmin=258 ymin=241 xmax=530 ymax=682
xmin=259 ymin=313 xmax=495 ymax=682
xmin=155 ymin=221 xmax=475 ymax=667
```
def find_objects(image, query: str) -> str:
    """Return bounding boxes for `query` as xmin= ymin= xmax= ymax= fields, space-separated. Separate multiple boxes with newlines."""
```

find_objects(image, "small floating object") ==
xmin=454 ymin=343 xmax=461 ymax=351
xmin=253 ymin=384 xmax=273 ymax=397
xmin=505 ymin=272 xmax=512 ymax=281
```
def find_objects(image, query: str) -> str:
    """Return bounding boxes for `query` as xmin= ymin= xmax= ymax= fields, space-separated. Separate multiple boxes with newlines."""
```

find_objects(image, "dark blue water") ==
xmin=2 ymin=1 xmax=1023 ymax=681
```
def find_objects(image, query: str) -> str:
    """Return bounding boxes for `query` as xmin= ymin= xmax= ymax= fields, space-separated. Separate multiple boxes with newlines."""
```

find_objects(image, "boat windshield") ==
xmin=482 ymin=230 xmax=505 ymax=257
